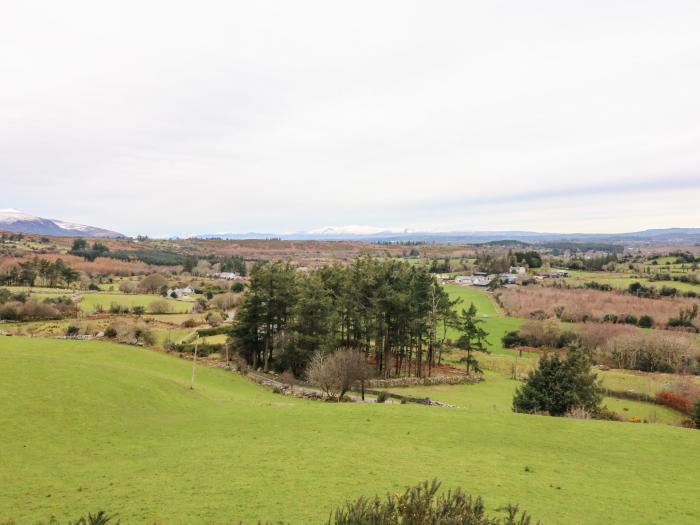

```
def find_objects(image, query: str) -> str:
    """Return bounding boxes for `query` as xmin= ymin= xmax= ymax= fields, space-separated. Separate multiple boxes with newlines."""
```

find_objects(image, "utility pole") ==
xmin=190 ymin=337 xmax=199 ymax=390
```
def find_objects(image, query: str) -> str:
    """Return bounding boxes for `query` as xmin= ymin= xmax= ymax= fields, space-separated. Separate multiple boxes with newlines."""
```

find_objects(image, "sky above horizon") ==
xmin=2 ymin=1 xmax=700 ymax=237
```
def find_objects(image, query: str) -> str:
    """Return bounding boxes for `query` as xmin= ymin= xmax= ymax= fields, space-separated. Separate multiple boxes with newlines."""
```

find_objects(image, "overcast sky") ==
xmin=2 ymin=1 xmax=700 ymax=237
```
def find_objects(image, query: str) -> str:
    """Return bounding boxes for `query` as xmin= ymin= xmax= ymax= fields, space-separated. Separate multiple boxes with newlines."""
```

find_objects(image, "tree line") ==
xmin=0 ymin=256 xmax=80 ymax=287
xmin=232 ymin=258 xmax=486 ymax=378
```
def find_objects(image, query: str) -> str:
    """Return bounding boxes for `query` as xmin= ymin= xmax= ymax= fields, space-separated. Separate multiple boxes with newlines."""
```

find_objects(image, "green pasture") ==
xmin=442 ymin=284 xmax=524 ymax=355
xmin=386 ymin=368 xmax=686 ymax=426
xmin=144 ymin=313 xmax=205 ymax=325
xmin=1 ymin=337 xmax=699 ymax=525
xmin=78 ymin=293 xmax=193 ymax=314
xmin=563 ymin=270 xmax=699 ymax=293
xmin=152 ymin=328 xmax=195 ymax=346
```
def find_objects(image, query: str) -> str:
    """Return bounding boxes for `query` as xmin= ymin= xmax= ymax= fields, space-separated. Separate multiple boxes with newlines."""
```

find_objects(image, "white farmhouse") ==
xmin=166 ymin=286 xmax=195 ymax=298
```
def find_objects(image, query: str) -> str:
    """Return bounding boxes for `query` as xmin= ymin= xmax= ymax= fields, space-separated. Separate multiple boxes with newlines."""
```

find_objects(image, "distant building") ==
xmin=499 ymin=273 xmax=519 ymax=284
xmin=167 ymin=286 xmax=195 ymax=298
xmin=509 ymin=266 xmax=527 ymax=275
xmin=455 ymin=275 xmax=492 ymax=286
xmin=215 ymin=272 xmax=242 ymax=280
xmin=539 ymin=269 xmax=569 ymax=279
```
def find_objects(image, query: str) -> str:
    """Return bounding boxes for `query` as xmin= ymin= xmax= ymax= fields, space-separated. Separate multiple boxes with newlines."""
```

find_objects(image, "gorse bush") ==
xmin=1 ymin=510 xmax=119 ymax=525
xmin=7 ymin=482 xmax=539 ymax=525
xmin=327 ymin=479 xmax=539 ymax=525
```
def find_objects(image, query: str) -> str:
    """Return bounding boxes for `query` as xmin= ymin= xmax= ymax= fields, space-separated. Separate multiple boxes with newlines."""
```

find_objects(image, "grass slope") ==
xmin=2 ymin=337 xmax=699 ymax=525
xmin=442 ymin=284 xmax=524 ymax=355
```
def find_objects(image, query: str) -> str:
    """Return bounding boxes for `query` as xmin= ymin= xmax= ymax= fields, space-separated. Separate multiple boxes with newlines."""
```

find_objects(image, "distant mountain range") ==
xmin=195 ymin=226 xmax=700 ymax=244
xmin=2 ymin=209 xmax=698 ymax=244
xmin=0 ymin=209 xmax=124 ymax=238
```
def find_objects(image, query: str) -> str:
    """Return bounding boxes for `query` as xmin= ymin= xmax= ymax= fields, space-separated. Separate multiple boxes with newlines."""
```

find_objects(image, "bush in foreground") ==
xmin=25 ymin=481 xmax=536 ymax=525
xmin=328 ymin=479 xmax=538 ymax=525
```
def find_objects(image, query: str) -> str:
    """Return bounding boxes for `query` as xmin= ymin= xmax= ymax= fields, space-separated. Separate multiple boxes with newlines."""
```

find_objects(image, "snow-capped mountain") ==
xmin=306 ymin=225 xmax=413 ymax=236
xmin=194 ymin=225 xmax=700 ymax=244
xmin=0 ymin=209 xmax=123 ymax=238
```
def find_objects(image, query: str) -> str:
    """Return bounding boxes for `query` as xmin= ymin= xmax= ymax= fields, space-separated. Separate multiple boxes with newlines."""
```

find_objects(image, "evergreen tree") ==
xmin=513 ymin=347 xmax=602 ymax=416
xmin=451 ymin=303 xmax=489 ymax=374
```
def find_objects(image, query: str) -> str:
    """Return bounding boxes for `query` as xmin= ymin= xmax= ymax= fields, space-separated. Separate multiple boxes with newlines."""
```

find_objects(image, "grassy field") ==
xmin=563 ymin=270 xmax=700 ymax=293
xmin=144 ymin=313 xmax=205 ymax=325
xmin=442 ymin=284 xmax=524 ymax=355
xmin=2 ymin=337 xmax=699 ymax=525
xmin=152 ymin=327 xmax=195 ymax=346
xmin=386 ymin=369 xmax=687 ymax=426
xmin=78 ymin=293 xmax=193 ymax=313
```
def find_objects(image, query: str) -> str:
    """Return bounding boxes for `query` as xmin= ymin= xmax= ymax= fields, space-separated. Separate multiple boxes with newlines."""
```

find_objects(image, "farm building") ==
xmin=455 ymin=275 xmax=493 ymax=286
xmin=215 ymin=272 xmax=242 ymax=280
xmin=499 ymin=273 xmax=519 ymax=284
xmin=166 ymin=286 xmax=195 ymax=298
xmin=539 ymin=269 xmax=569 ymax=278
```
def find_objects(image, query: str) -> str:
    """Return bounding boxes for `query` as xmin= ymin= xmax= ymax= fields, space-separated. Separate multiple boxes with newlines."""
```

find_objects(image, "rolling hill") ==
xmin=1 ymin=336 xmax=698 ymax=525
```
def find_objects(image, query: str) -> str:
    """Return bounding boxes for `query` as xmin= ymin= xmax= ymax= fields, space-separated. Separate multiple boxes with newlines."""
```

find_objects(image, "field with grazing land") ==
xmin=77 ymin=293 xmax=193 ymax=313
xmin=442 ymin=284 xmax=524 ymax=355
xmin=2 ymin=336 xmax=699 ymax=525
xmin=386 ymin=369 xmax=687 ymax=426
xmin=563 ymin=270 xmax=700 ymax=294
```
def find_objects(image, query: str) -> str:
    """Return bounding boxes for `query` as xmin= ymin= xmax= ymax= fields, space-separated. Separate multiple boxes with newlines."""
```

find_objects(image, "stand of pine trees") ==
xmin=0 ymin=256 xmax=80 ymax=287
xmin=232 ymin=258 xmax=463 ymax=378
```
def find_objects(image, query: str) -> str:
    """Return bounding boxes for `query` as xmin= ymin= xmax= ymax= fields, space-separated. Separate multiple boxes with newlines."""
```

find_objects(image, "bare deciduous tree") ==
xmin=306 ymin=349 xmax=371 ymax=401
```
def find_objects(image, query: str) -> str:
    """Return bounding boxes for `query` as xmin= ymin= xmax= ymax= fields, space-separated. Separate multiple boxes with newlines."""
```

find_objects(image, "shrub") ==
xmin=104 ymin=320 xmax=155 ymax=346
xmin=621 ymin=314 xmax=638 ymax=325
xmin=206 ymin=312 xmax=224 ymax=327
xmin=513 ymin=347 xmax=602 ymax=416
xmin=638 ymin=314 xmax=654 ymax=328
xmin=667 ymin=304 xmax=699 ymax=331
xmin=132 ymin=323 xmax=156 ymax=346
xmin=131 ymin=305 xmax=145 ymax=316
xmin=279 ymin=370 xmax=295 ymax=385
xmin=181 ymin=317 xmax=200 ymax=328
xmin=602 ymin=331 xmax=698 ymax=373
xmin=578 ymin=323 xmax=636 ymax=351
xmin=66 ymin=325 xmax=80 ymax=336
xmin=149 ymin=299 xmax=173 ymax=314
xmin=0 ymin=305 xmax=19 ymax=321
xmin=327 ymin=479 xmax=539 ymax=525
xmin=693 ymin=400 xmax=700 ymax=429
xmin=72 ymin=510 xmax=119 ymax=525
xmin=656 ymin=390 xmax=693 ymax=414
xmin=109 ymin=302 xmax=125 ymax=314
xmin=18 ymin=300 xmax=61 ymax=320
xmin=138 ymin=274 xmax=168 ymax=293
xmin=118 ymin=281 xmax=137 ymax=294
xmin=515 ymin=320 xmax=578 ymax=349
xmin=212 ymin=292 xmax=240 ymax=310
xmin=502 ymin=331 xmax=526 ymax=349
xmin=88 ymin=283 xmax=100 ymax=291
xmin=231 ymin=282 xmax=245 ymax=293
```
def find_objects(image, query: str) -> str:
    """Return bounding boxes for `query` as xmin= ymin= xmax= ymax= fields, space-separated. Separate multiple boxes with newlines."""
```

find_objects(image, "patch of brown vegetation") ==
xmin=496 ymin=286 xmax=699 ymax=325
